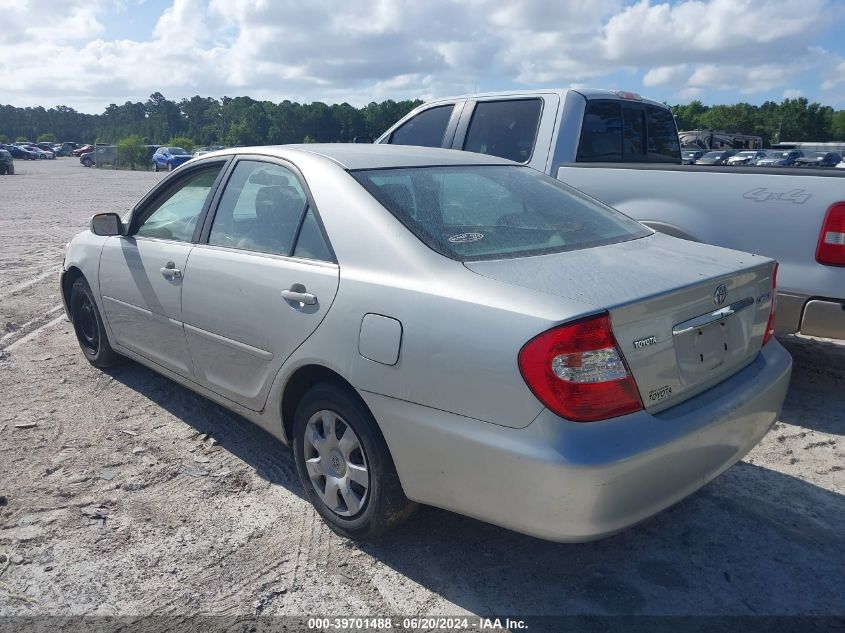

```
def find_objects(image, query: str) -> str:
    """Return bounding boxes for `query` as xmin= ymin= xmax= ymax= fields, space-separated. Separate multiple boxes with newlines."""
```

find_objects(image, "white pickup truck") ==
xmin=375 ymin=89 xmax=845 ymax=340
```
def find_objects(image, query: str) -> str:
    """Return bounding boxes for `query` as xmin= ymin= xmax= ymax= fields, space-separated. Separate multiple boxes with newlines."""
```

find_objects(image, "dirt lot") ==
xmin=0 ymin=159 xmax=843 ymax=622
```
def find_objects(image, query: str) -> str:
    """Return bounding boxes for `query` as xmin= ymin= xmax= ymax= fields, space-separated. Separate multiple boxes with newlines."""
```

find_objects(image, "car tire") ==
xmin=69 ymin=277 xmax=122 ymax=368
xmin=5 ymin=165 xmax=12 ymax=175
xmin=153 ymin=162 xmax=159 ymax=172
xmin=167 ymin=161 xmax=173 ymax=172
xmin=293 ymin=383 xmax=416 ymax=541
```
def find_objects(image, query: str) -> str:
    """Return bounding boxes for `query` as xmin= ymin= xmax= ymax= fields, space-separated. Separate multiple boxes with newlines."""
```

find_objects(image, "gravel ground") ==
xmin=0 ymin=159 xmax=843 ymax=621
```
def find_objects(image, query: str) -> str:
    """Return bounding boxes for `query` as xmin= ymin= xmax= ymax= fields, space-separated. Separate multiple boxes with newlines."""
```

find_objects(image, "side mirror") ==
xmin=353 ymin=136 xmax=374 ymax=144
xmin=90 ymin=213 xmax=124 ymax=236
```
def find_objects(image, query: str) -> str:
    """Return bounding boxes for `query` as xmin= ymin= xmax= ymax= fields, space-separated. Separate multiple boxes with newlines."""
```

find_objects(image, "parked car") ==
xmin=0 ymin=148 xmax=13 ymax=174
xmin=794 ymin=151 xmax=842 ymax=167
xmin=193 ymin=145 xmax=226 ymax=158
xmin=756 ymin=150 xmax=805 ymax=167
xmin=152 ymin=146 xmax=193 ymax=171
xmin=52 ymin=142 xmax=78 ymax=157
xmin=73 ymin=144 xmax=94 ymax=157
xmin=726 ymin=150 xmax=768 ymax=166
xmin=836 ymin=159 xmax=845 ymax=169
xmin=377 ymin=88 xmax=845 ymax=340
xmin=694 ymin=150 xmax=737 ymax=165
xmin=80 ymin=146 xmax=116 ymax=167
xmin=1 ymin=144 xmax=37 ymax=160
xmin=62 ymin=144 xmax=791 ymax=542
xmin=681 ymin=149 xmax=705 ymax=164
xmin=26 ymin=145 xmax=55 ymax=159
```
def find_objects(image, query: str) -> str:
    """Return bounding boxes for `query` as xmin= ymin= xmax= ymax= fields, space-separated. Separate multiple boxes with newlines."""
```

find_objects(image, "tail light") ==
xmin=518 ymin=313 xmax=643 ymax=422
xmin=762 ymin=262 xmax=778 ymax=346
xmin=816 ymin=202 xmax=845 ymax=266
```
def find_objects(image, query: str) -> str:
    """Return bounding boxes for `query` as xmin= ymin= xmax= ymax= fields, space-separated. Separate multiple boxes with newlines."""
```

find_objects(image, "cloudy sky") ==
xmin=3 ymin=0 xmax=845 ymax=113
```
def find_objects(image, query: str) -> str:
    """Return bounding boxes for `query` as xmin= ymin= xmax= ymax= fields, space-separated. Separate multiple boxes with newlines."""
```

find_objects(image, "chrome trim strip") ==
xmin=672 ymin=296 xmax=755 ymax=335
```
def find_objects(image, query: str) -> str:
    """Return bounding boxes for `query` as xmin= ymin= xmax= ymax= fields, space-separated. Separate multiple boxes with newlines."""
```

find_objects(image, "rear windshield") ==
xmin=168 ymin=147 xmax=187 ymax=154
xmin=352 ymin=165 xmax=651 ymax=261
xmin=577 ymin=100 xmax=680 ymax=164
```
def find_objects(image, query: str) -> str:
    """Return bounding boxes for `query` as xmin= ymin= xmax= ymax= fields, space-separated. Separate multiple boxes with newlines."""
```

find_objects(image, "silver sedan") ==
xmin=62 ymin=145 xmax=792 ymax=541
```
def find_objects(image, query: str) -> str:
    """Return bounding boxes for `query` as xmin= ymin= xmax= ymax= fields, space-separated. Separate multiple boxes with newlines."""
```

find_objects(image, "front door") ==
xmin=181 ymin=158 xmax=340 ymax=411
xmin=98 ymin=163 xmax=224 ymax=377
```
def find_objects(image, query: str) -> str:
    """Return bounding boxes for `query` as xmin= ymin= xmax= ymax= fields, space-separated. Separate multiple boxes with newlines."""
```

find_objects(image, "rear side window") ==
xmin=577 ymin=100 xmax=680 ymax=163
xmin=352 ymin=165 xmax=650 ymax=261
xmin=463 ymin=99 xmax=542 ymax=163
xmin=389 ymin=105 xmax=453 ymax=148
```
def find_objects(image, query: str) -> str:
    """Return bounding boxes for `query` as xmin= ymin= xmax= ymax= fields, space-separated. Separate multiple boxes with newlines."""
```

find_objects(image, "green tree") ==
xmin=0 ymin=134 xmax=7 ymax=143
xmin=832 ymin=111 xmax=845 ymax=141
xmin=116 ymin=135 xmax=148 ymax=170
xmin=166 ymin=136 xmax=195 ymax=153
xmin=15 ymin=136 xmax=27 ymax=142
xmin=36 ymin=132 xmax=57 ymax=143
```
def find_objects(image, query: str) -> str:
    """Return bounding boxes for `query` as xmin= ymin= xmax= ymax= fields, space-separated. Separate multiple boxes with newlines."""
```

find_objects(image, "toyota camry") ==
xmin=61 ymin=144 xmax=792 ymax=542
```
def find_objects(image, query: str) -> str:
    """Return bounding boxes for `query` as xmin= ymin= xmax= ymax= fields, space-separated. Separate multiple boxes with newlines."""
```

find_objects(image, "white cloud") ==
xmin=643 ymin=65 xmax=689 ymax=87
xmin=0 ymin=0 xmax=843 ymax=112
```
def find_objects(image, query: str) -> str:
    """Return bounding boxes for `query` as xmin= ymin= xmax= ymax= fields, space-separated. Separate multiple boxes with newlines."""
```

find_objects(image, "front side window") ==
xmin=208 ymin=160 xmax=308 ymax=256
xmin=135 ymin=166 xmax=222 ymax=241
xmin=389 ymin=105 xmax=453 ymax=148
xmin=463 ymin=99 xmax=542 ymax=163
xmin=353 ymin=165 xmax=650 ymax=261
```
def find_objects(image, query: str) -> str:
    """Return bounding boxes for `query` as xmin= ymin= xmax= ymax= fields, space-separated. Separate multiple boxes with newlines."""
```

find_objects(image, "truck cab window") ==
xmin=462 ymin=99 xmax=542 ymax=163
xmin=389 ymin=105 xmax=454 ymax=148
xmin=577 ymin=100 xmax=680 ymax=164
xmin=576 ymin=101 xmax=623 ymax=162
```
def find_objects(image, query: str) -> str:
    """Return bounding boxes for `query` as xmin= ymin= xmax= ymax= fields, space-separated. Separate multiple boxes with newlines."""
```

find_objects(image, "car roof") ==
xmin=209 ymin=143 xmax=516 ymax=170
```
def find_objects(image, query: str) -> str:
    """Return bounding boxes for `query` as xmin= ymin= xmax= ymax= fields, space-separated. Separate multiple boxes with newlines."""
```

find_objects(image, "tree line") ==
xmin=672 ymin=98 xmax=845 ymax=144
xmin=0 ymin=92 xmax=422 ymax=146
xmin=2 ymin=92 xmax=844 ymax=148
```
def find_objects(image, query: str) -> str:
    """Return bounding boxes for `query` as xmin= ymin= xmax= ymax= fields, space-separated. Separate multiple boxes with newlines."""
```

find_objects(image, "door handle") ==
xmin=281 ymin=283 xmax=317 ymax=305
xmin=160 ymin=262 xmax=183 ymax=279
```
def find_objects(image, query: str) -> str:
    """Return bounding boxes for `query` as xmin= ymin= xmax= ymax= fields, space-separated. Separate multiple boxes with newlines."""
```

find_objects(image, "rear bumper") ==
xmin=776 ymin=292 xmax=845 ymax=340
xmin=363 ymin=340 xmax=792 ymax=542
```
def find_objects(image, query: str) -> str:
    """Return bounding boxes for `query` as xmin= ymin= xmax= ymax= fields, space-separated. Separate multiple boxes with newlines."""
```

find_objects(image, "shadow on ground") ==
xmin=104 ymin=340 xmax=845 ymax=618
xmin=777 ymin=335 xmax=845 ymax=435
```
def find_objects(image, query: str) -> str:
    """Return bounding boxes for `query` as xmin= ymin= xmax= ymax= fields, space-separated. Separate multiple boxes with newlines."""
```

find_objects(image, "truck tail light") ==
xmin=763 ymin=262 xmax=778 ymax=346
xmin=518 ymin=313 xmax=643 ymax=422
xmin=816 ymin=202 xmax=845 ymax=267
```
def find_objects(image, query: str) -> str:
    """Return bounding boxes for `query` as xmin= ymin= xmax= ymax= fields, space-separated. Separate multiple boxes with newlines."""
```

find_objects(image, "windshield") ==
xmin=168 ymin=147 xmax=187 ymax=154
xmin=702 ymin=152 xmax=722 ymax=158
xmin=352 ymin=165 xmax=651 ymax=261
xmin=736 ymin=151 xmax=756 ymax=157
xmin=808 ymin=152 xmax=826 ymax=158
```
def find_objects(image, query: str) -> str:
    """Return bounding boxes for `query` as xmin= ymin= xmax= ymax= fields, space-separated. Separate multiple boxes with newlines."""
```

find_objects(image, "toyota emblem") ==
xmin=713 ymin=284 xmax=728 ymax=306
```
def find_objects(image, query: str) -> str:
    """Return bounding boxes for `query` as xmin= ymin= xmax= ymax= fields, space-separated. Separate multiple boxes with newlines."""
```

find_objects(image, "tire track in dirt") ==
xmin=1 ymin=307 xmax=65 ymax=352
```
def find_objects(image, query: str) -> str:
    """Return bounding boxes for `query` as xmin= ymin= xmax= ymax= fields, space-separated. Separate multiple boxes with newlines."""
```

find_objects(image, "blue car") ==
xmin=152 ymin=146 xmax=193 ymax=172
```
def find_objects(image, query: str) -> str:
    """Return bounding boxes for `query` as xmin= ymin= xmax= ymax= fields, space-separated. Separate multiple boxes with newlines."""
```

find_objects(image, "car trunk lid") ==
xmin=465 ymin=232 xmax=776 ymax=413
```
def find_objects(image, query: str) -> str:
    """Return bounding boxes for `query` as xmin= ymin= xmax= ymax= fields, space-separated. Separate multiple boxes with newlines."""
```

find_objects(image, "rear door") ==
xmin=98 ymin=161 xmax=227 ymax=376
xmin=181 ymin=157 xmax=339 ymax=411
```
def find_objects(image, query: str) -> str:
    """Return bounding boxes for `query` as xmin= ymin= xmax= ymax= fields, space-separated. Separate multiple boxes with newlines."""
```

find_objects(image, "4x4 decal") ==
xmin=742 ymin=188 xmax=811 ymax=204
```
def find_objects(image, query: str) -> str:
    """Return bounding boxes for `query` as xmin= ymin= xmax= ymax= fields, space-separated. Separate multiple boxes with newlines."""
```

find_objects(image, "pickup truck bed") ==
xmin=558 ymin=163 xmax=845 ymax=338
